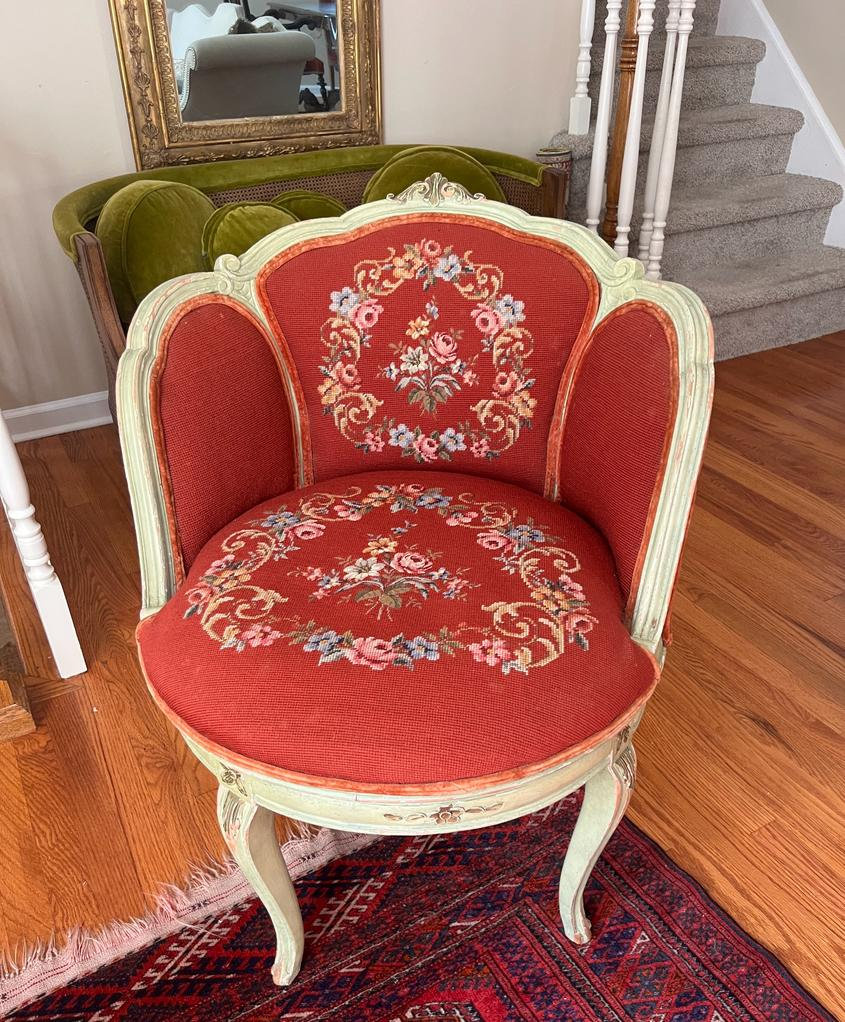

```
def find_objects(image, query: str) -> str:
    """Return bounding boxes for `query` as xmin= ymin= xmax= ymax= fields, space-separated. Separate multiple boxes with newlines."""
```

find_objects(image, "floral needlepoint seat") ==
xmin=118 ymin=174 xmax=713 ymax=988
xmin=138 ymin=471 xmax=658 ymax=786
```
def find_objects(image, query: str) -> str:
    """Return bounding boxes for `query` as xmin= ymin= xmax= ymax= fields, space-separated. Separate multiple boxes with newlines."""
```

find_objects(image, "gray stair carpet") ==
xmin=553 ymin=0 xmax=845 ymax=359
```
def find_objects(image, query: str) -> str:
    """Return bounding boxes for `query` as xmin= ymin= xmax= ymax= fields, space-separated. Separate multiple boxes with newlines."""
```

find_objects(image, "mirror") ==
xmin=109 ymin=0 xmax=381 ymax=168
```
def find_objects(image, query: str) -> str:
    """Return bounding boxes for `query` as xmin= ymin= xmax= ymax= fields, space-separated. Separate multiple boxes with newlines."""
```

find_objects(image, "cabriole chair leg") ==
xmin=217 ymin=785 xmax=305 ymax=985
xmin=558 ymin=738 xmax=637 ymax=944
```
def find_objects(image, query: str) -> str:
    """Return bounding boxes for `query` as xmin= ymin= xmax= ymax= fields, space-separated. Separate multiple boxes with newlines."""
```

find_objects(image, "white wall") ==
xmin=764 ymin=0 xmax=845 ymax=144
xmin=718 ymin=0 xmax=845 ymax=246
xmin=0 ymin=0 xmax=577 ymax=411
xmin=0 ymin=3 xmax=134 ymax=410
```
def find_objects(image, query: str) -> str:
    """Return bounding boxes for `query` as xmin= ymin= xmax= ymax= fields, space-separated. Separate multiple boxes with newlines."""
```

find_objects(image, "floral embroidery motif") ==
xmin=319 ymin=240 xmax=536 ymax=463
xmin=289 ymin=528 xmax=477 ymax=617
xmin=183 ymin=483 xmax=597 ymax=675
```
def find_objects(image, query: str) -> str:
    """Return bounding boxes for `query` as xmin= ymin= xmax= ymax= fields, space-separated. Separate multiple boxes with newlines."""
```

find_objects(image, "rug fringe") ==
xmin=0 ymin=827 xmax=374 ymax=1017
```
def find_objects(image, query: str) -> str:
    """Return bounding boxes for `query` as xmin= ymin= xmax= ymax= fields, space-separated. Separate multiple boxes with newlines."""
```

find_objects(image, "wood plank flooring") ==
xmin=0 ymin=334 xmax=842 ymax=1014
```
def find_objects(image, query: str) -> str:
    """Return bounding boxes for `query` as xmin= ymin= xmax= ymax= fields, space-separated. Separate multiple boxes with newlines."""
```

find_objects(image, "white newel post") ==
xmin=639 ymin=0 xmax=682 ymax=261
xmin=646 ymin=0 xmax=696 ymax=280
xmin=586 ymin=0 xmax=623 ymax=232
xmin=0 ymin=415 xmax=86 ymax=679
xmin=569 ymin=0 xmax=596 ymax=135
xmin=614 ymin=0 xmax=657 ymax=256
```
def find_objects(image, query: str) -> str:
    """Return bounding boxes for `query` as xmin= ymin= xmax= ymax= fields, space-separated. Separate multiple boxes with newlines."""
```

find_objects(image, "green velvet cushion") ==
xmin=361 ymin=145 xmax=507 ymax=204
xmin=270 ymin=189 xmax=347 ymax=220
xmin=202 ymin=202 xmax=298 ymax=267
xmin=95 ymin=180 xmax=215 ymax=323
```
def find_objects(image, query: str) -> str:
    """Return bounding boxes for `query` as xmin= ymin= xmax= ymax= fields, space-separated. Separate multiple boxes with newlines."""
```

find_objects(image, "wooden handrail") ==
xmin=601 ymin=0 xmax=640 ymax=245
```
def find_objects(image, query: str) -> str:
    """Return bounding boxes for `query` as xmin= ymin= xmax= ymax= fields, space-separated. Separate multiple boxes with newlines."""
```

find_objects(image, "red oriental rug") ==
xmin=6 ymin=796 xmax=833 ymax=1021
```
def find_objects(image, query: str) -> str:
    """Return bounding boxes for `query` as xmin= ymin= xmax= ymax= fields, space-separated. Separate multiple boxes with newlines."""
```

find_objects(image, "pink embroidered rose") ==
xmin=566 ymin=613 xmax=596 ymax=637
xmin=187 ymin=585 xmax=211 ymax=606
xmin=209 ymin=555 xmax=235 ymax=572
xmin=446 ymin=510 xmax=478 ymax=526
xmin=351 ymin=298 xmax=384 ymax=332
xmin=493 ymin=371 xmax=520 ymax=398
xmin=363 ymin=430 xmax=385 ymax=453
xmin=241 ymin=623 xmax=282 ymax=648
xmin=330 ymin=362 xmax=360 ymax=389
xmin=470 ymin=437 xmax=490 ymax=458
xmin=305 ymin=567 xmax=324 ymax=581
xmin=345 ymin=636 xmax=398 ymax=671
xmin=468 ymin=638 xmax=515 ymax=667
xmin=560 ymin=574 xmax=586 ymax=602
xmin=428 ymin=331 xmax=459 ymax=365
xmin=421 ymin=239 xmax=442 ymax=262
xmin=476 ymin=531 xmax=513 ymax=552
xmin=470 ymin=304 xmax=503 ymax=336
xmin=413 ymin=434 xmax=439 ymax=462
xmin=335 ymin=504 xmax=363 ymax=521
xmin=291 ymin=521 xmax=325 ymax=541
xmin=390 ymin=550 xmax=433 ymax=574
xmin=462 ymin=368 xmax=480 ymax=387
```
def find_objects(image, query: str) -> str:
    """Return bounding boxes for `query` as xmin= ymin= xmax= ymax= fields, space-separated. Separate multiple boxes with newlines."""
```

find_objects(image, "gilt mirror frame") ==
xmin=108 ymin=0 xmax=382 ymax=169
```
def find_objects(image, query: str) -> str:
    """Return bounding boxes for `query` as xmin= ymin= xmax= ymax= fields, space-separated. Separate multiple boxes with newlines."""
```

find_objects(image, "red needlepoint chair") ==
xmin=117 ymin=173 xmax=713 ymax=987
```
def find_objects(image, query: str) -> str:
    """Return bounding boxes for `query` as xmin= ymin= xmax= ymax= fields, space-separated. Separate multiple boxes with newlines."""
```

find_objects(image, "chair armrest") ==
xmin=117 ymin=289 xmax=297 ymax=614
xmin=555 ymin=297 xmax=712 ymax=655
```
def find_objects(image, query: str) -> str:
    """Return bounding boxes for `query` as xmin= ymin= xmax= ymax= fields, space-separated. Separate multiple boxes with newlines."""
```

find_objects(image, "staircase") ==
xmin=551 ymin=0 xmax=845 ymax=360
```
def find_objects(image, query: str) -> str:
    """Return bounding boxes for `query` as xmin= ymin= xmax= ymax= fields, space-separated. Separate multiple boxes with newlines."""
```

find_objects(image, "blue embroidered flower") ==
xmin=440 ymin=428 xmax=466 ymax=453
xmin=329 ymin=287 xmax=360 ymax=317
xmin=432 ymin=567 xmax=450 ymax=580
xmin=495 ymin=294 xmax=526 ymax=326
xmin=303 ymin=629 xmax=341 ymax=654
xmin=425 ymin=300 xmax=439 ymax=319
xmin=382 ymin=362 xmax=400 ymax=381
xmin=262 ymin=510 xmax=300 ymax=530
xmin=388 ymin=423 xmax=415 ymax=449
xmin=405 ymin=635 xmax=441 ymax=661
xmin=317 ymin=572 xmax=341 ymax=590
xmin=505 ymin=524 xmax=546 ymax=550
xmin=433 ymin=254 xmax=461 ymax=281
xmin=416 ymin=490 xmax=450 ymax=508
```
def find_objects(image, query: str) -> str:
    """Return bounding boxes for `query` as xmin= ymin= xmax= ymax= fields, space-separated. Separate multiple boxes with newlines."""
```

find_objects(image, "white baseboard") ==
xmin=3 ymin=391 xmax=113 ymax=443
xmin=717 ymin=0 xmax=845 ymax=246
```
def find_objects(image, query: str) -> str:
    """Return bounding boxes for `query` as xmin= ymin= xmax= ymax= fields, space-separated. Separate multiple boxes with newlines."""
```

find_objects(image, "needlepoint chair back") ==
xmin=119 ymin=173 xmax=712 ymax=655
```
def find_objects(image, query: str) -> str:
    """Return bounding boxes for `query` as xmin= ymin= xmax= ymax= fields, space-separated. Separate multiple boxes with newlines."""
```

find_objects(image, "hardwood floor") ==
xmin=0 ymin=334 xmax=843 ymax=1014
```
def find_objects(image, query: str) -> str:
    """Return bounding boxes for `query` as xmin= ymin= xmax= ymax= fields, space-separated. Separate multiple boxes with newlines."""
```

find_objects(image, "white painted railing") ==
xmin=0 ymin=414 xmax=86 ymax=679
xmin=567 ymin=0 xmax=697 ymax=277
xmin=585 ymin=0 xmax=622 ymax=233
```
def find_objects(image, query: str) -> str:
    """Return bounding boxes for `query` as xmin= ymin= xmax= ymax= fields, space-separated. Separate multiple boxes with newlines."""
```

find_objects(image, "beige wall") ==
xmin=765 ymin=0 xmax=845 ymax=143
xmin=0 ymin=0 xmax=577 ymax=410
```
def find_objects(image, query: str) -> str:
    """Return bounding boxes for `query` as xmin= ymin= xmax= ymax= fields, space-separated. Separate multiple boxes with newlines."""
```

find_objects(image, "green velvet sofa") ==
xmin=53 ymin=145 xmax=568 ymax=400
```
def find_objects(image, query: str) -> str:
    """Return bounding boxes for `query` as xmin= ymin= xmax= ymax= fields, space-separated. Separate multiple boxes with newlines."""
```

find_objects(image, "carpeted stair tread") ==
xmin=666 ymin=173 xmax=843 ymax=235
xmin=551 ymin=103 xmax=804 ymax=163
xmin=685 ymin=247 xmax=845 ymax=316
xmin=590 ymin=33 xmax=765 ymax=76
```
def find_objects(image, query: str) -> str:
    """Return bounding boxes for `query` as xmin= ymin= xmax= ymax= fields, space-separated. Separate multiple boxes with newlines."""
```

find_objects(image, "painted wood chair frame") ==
xmin=116 ymin=174 xmax=713 ymax=987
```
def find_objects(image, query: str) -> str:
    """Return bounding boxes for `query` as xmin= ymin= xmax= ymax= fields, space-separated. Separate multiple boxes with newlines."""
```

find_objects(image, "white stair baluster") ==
xmin=0 ymin=414 xmax=86 ymax=679
xmin=639 ymin=0 xmax=681 ymax=261
xmin=614 ymin=0 xmax=657 ymax=256
xmin=586 ymin=0 xmax=623 ymax=233
xmin=647 ymin=0 xmax=697 ymax=280
xmin=569 ymin=0 xmax=596 ymax=135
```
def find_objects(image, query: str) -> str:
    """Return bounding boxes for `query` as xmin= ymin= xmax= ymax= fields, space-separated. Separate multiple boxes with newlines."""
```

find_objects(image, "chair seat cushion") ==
xmin=138 ymin=471 xmax=657 ymax=789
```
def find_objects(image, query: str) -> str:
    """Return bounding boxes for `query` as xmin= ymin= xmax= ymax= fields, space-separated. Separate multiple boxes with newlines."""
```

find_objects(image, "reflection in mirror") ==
xmin=166 ymin=0 xmax=341 ymax=122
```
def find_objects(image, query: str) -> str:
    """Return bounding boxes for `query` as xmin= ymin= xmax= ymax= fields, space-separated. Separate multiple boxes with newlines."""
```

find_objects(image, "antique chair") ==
xmin=117 ymin=174 xmax=713 ymax=987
